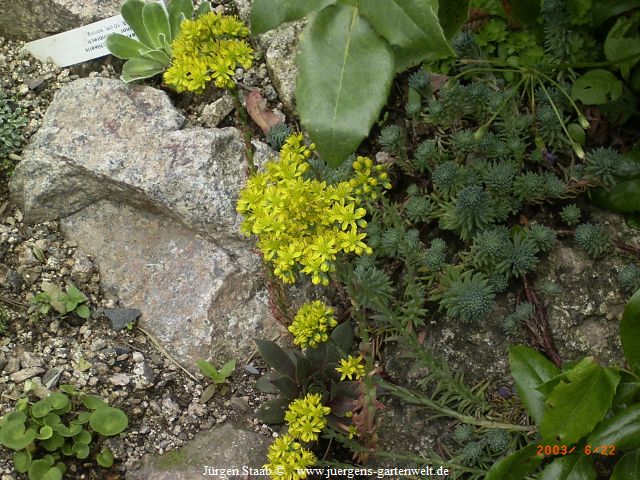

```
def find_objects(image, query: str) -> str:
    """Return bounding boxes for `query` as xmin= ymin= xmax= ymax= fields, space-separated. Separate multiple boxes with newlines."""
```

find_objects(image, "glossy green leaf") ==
xmin=486 ymin=444 xmax=543 ymax=480
xmin=105 ymin=34 xmax=148 ymax=60
xmin=587 ymin=403 xmax=640 ymax=449
xmin=614 ymin=371 xmax=640 ymax=408
xmin=0 ymin=420 xmax=36 ymax=450
xmin=537 ymin=454 xmax=596 ymax=480
xmin=96 ymin=449 xmax=115 ymax=468
xmin=142 ymin=2 xmax=171 ymax=49
xmin=438 ymin=0 xmax=471 ymax=39
xmin=509 ymin=345 xmax=561 ymax=425
xmin=612 ymin=449 xmax=640 ymax=480
xmin=541 ymin=361 xmax=620 ymax=444
xmin=605 ymin=12 xmax=640 ymax=80
xmin=256 ymin=397 xmax=289 ymax=424
xmin=121 ymin=0 xmax=155 ymax=48
xmin=251 ymin=0 xmax=336 ymax=34
xmin=571 ymin=70 xmax=623 ymax=105
xmin=13 ymin=449 xmax=31 ymax=473
xmin=89 ymin=407 xmax=128 ymax=436
xmin=359 ymin=0 xmax=454 ymax=72
xmin=255 ymin=339 xmax=296 ymax=378
xmin=121 ymin=58 xmax=166 ymax=82
xmin=167 ymin=0 xmax=193 ymax=39
xmin=622 ymin=288 xmax=640 ymax=375
xmin=297 ymin=3 xmax=395 ymax=167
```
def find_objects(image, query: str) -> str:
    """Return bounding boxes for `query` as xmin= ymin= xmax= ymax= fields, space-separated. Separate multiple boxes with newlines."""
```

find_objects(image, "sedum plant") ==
xmin=106 ymin=0 xmax=212 ymax=82
xmin=0 ymin=91 xmax=28 ymax=174
xmin=251 ymin=0 xmax=471 ymax=166
xmin=0 ymin=385 xmax=127 ymax=479
xmin=237 ymin=133 xmax=389 ymax=286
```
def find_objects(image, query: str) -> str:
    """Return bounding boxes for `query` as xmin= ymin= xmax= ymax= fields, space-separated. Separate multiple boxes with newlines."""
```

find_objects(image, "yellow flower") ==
xmin=284 ymin=393 xmax=331 ymax=443
xmin=336 ymin=355 xmax=366 ymax=381
xmin=265 ymin=434 xmax=316 ymax=480
xmin=288 ymin=301 xmax=337 ymax=349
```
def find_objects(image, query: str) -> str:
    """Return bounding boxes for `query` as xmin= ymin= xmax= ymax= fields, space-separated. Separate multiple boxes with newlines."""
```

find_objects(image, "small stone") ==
xmin=11 ymin=366 xmax=44 ymax=383
xmin=104 ymin=308 xmax=142 ymax=331
xmin=20 ymin=351 xmax=43 ymax=368
xmin=3 ymin=357 xmax=20 ymax=374
xmin=229 ymin=396 xmax=250 ymax=413
xmin=201 ymin=94 xmax=235 ymax=127
xmin=264 ymin=84 xmax=277 ymax=101
xmin=17 ymin=246 xmax=38 ymax=267
xmin=5 ymin=269 xmax=23 ymax=293
xmin=42 ymin=367 xmax=63 ymax=388
xmin=70 ymin=254 xmax=94 ymax=284
xmin=109 ymin=373 xmax=131 ymax=386
xmin=90 ymin=339 xmax=107 ymax=351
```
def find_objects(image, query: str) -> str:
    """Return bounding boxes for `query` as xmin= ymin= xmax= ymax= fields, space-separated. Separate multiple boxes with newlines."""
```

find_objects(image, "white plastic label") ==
xmin=22 ymin=15 xmax=136 ymax=68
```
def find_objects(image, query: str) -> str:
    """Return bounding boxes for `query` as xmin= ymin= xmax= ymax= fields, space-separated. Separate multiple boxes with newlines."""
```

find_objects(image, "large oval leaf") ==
xmin=509 ymin=345 xmax=561 ymax=425
xmin=89 ymin=407 xmax=128 ymax=437
xmin=612 ymin=449 xmax=640 ymax=480
xmin=587 ymin=403 xmax=640 ymax=449
xmin=121 ymin=58 xmax=167 ymax=82
xmin=167 ymin=0 xmax=193 ymax=39
xmin=622 ymin=288 xmax=640 ymax=375
xmin=251 ymin=0 xmax=337 ymax=34
xmin=358 ymin=0 xmax=454 ymax=72
xmin=486 ymin=444 xmax=543 ymax=480
xmin=255 ymin=339 xmax=296 ymax=378
xmin=105 ymin=34 xmax=148 ymax=60
xmin=296 ymin=3 xmax=395 ymax=167
xmin=541 ymin=362 xmax=620 ymax=444
xmin=537 ymin=455 xmax=596 ymax=480
xmin=142 ymin=2 xmax=171 ymax=50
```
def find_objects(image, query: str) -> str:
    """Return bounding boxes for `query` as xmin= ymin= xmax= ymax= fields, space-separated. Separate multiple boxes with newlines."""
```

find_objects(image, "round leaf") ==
xmin=48 ymin=393 xmax=69 ymax=412
xmin=96 ymin=449 xmax=115 ymax=468
xmin=0 ymin=421 xmax=36 ymax=450
xmin=37 ymin=426 xmax=53 ymax=440
xmin=571 ymin=69 xmax=623 ymax=105
xmin=72 ymin=442 xmax=90 ymax=459
xmin=31 ymin=399 xmax=52 ymax=419
xmin=89 ymin=407 xmax=128 ymax=436
xmin=80 ymin=394 xmax=107 ymax=411
xmin=13 ymin=449 xmax=31 ymax=473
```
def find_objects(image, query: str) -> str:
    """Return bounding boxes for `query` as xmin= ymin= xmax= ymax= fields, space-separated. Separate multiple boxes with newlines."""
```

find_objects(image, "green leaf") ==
xmin=612 ymin=449 xmax=640 ymax=479
xmin=40 ymin=433 xmax=64 ymax=452
xmin=250 ymin=0 xmax=336 ymax=34
xmin=256 ymin=397 xmax=289 ymax=424
xmin=571 ymin=70 xmax=623 ymax=105
xmin=505 ymin=0 xmax=541 ymax=27
xmin=75 ymin=429 xmax=92 ymax=445
xmin=537 ymin=454 xmax=596 ymax=480
xmin=48 ymin=393 xmax=69 ymax=411
xmin=142 ymin=2 xmax=171 ymax=50
xmin=614 ymin=371 xmax=640 ymax=408
xmin=294 ymin=353 xmax=312 ymax=383
xmin=105 ymin=33 xmax=148 ymax=59
xmin=297 ymin=3 xmax=395 ymax=167
xmin=605 ymin=12 xmax=640 ymax=81
xmin=587 ymin=403 xmax=640 ymax=449
xmin=31 ymin=399 xmax=52 ymax=419
xmin=593 ymin=0 xmax=640 ymax=25
xmin=75 ymin=304 xmax=90 ymax=319
xmin=121 ymin=0 xmax=155 ymax=48
xmin=541 ymin=361 xmax=620 ymax=444
xmin=140 ymin=48 xmax=171 ymax=65
xmin=0 ymin=420 xmax=36 ymax=450
xmin=53 ymin=423 xmax=82 ymax=438
xmin=217 ymin=359 xmax=236 ymax=382
xmin=72 ymin=442 xmax=90 ymax=459
xmin=121 ymin=58 xmax=167 ymax=82
xmin=255 ymin=373 xmax=281 ymax=394
xmin=358 ymin=0 xmax=454 ymax=72
xmin=271 ymin=376 xmax=300 ymax=400
xmin=438 ymin=0 xmax=471 ymax=39
xmin=568 ymin=123 xmax=586 ymax=145
xmin=72 ymin=412 xmax=91 ymax=425
xmin=36 ymin=426 xmax=53 ymax=440
xmin=80 ymin=394 xmax=107 ymax=411
xmin=13 ymin=449 xmax=31 ymax=473
xmin=196 ymin=359 xmax=218 ymax=379
xmin=167 ymin=0 xmax=193 ymax=39
xmin=622 ymin=288 xmax=640 ymax=375
xmin=255 ymin=339 xmax=296 ymax=378
xmin=486 ymin=444 xmax=543 ymax=480
xmin=96 ymin=449 xmax=115 ymax=468
xmin=330 ymin=321 xmax=354 ymax=352
xmin=89 ymin=407 xmax=128 ymax=436
xmin=509 ymin=345 xmax=561 ymax=425
xmin=28 ymin=459 xmax=62 ymax=480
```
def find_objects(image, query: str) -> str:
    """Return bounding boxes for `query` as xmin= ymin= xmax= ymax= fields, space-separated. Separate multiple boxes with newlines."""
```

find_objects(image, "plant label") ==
xmin=21 ymin=15 xmax=135 ymax=68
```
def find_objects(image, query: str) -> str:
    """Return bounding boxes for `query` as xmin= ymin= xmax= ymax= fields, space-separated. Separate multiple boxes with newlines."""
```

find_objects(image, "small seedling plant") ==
xmin=196 ymin=358 xmax=236 ymax=384
xmin=0 ymin=385 xmax=128 ymax=479
xmin=30 ymin=284 xmax=90 ymax=320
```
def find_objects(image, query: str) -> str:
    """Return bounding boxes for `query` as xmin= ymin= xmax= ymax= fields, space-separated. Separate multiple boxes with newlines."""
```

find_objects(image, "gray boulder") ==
xmin=11 ymin=77 xmax=286 ymax=369
xmin=126 ymin=422 xmax=271 ymax=480
xmin=0 ymin=0 xmax=121 ymax=41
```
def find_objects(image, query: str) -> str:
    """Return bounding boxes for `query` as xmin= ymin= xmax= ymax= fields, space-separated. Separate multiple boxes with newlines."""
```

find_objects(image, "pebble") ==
xmin=109 ymin=373 xmax=131 ymax=386
xmin=10 ymin=366 xmax=44 ymax=383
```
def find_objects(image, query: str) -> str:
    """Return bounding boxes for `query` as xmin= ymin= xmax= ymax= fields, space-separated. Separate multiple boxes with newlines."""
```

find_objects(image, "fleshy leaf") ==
xmin=256 ymin=397 xmax=289 ymax=424
xmin=105 ymin=34 xmax=148 ymax=59
xmin=121 ymin=0 xmax=155 ymax=48
xmin=121 ymin=58 xmax=167 ymax=82
xmin=167 ymin=0 xmax=193 ymax=39
xmin=297 ymin=3 xmax=395 ymax=166
xmin=142 ymin=2 xmax=171 ymax=50
xmin=255 ymin=339 xmax=296 ymax=378
xmin=89 ymin=407 xmax=128 ymax=436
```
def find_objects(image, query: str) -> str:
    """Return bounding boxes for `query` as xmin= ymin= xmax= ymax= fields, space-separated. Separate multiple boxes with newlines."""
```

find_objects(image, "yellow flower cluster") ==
xmin=265 ymin=434 xmax=316 ymax=480
xmin=163 ymin=12 xmax=253 ymax=93
xmin=284 ymin=393 xmax=331 ymax=443
xmin=237 ymin=134 xmax=381 ymax=286
xmin=335 ymin=355 xmax=366 ymax=381
xmin=288 ymin=301 xmax=337 ymax=349
xmin=350 ymin=156 xmax=392 ymax=201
